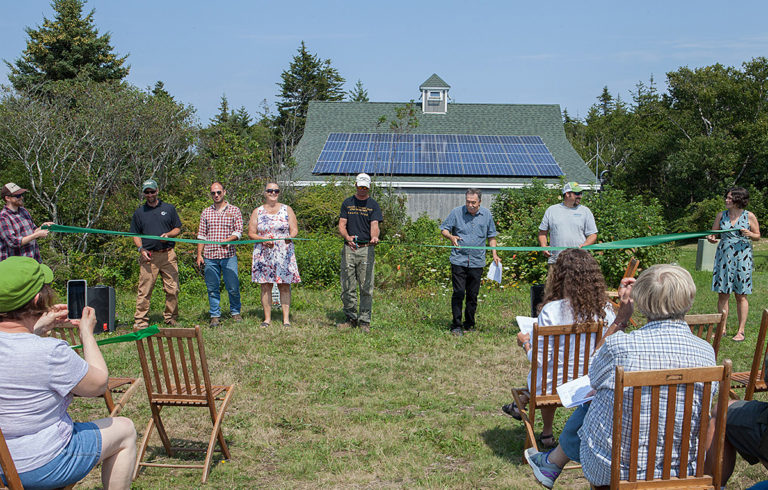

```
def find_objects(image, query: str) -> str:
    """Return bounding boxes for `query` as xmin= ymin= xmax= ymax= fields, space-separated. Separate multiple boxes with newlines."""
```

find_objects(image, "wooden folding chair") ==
xmin=49 ymin=325 xmax=142 ymax=416
xmin=0 ymin=428 xmax=22 ymax=490
xmin=133 ymin=326 xmax=235 ymax=484
xmin=594 ymin=360 xmax=731 ymax=490
xmin=511 ymin=321 xmax=604 ymax=457
xmin=730 ymin=309 xmax=768 ymax=400
xmin=685 ymin=313 xmax=726 ymax=359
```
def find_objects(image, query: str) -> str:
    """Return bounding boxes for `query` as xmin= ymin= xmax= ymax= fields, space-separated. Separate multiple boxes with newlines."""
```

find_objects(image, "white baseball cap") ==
xmin=355 ymin=173 xmax=371 ymax=188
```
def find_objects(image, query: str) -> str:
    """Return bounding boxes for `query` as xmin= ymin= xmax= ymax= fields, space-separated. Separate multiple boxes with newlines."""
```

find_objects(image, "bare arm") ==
xmin=707 ymin=212 xmax=723 ymax=243
xmin=538 ymin=230 xmax=551 ymax=257
xmin=160 ymin=227 xmax=181 ymax=239
xmin=287 ymin=206 xmax=299 ymax=238
xmin=71 ymin=307 xmax=109 ymax=397
xmin=593 ymin=277 xmax=635 ymax=351
xmin=581 ymin=233 xmax=597 ymax=247
xmin=745 ymin=212 xmax=761 ymax=241
xmin=441 ymin=228 xmax=461 ymax=247
xmin=370 ymin=221 xmax=380 ymax=244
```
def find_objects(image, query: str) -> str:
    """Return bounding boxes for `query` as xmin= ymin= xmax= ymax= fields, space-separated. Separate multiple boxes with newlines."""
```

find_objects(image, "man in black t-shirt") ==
xmin=337 ymin=173 xmax=382 ymax=332
xmin=130 ymin=179 xmax=182 ymax=328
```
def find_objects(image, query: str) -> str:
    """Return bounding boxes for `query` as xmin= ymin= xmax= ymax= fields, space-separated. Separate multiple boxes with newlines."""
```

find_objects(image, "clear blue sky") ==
xmin=2 ymin=0 xmax=768 ymax=125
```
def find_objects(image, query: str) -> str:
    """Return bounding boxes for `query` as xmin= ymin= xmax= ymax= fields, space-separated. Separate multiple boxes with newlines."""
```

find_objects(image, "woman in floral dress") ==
xmin=248 ymin=182 xmax=300 ymax=326
xmin=707 ymin=186 xmax=761 ymax=342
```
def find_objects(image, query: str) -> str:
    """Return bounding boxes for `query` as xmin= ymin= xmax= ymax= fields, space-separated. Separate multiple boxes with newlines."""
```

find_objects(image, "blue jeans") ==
xmin=560 ymin=402 xmax=589 ymax=463
xmin=204 ymin=256 xmax=241 ymax=318
xmin=4 ymin=422 xmax=101 ymax=489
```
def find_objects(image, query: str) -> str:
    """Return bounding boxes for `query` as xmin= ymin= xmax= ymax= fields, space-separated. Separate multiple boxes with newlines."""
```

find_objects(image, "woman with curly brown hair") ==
xmin=502 ymin=248 xmax=615 ymax=448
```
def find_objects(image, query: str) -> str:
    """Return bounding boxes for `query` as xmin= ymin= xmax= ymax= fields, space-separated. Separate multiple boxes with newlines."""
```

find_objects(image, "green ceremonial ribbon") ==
xmin=45 ymin=224 xmax=306 ymax=245
xmin=71 ymin=325 xmax=159 ymax=349
xmin=44 ymin=223 xmax=735 ymax=252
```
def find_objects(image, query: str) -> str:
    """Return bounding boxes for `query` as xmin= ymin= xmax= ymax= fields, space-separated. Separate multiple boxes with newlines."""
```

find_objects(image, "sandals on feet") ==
xmin=732 ymin=332 xmax=745 ymax=342
xmin=539 ymin=433 xmax=557 ymax=449
xmin=260 ymin=322 xmax=270 ymax=328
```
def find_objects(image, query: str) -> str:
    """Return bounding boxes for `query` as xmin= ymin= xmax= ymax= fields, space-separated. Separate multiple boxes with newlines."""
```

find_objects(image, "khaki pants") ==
xmin=134 ymin=248 xmax=179 ymax=327
xmin=340 ymin=245 xmax=375 ymax=324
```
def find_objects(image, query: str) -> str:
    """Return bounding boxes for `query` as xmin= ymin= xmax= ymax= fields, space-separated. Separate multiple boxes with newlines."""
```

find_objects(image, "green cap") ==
xmin=0 ymin=257 xmax=54 ymax=313
xmin=142 ymin=179 xmax=158 ymax=192
xmin=562 ymin=182 xmax=583 ymax=194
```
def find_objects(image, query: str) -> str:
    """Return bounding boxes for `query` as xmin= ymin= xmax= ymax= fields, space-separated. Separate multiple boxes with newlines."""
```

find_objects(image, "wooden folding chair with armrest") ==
xmin=511 ymin=320 xmax=604 ymax=458
xmin=592 ymin=360 xmax=731 ymax=490
xmin=685 ymin=312 xmax=726 ymax=359
xmin=48 ymin=324 xmax=142 ymax=416
xmin=0 ymin=427 xmax=22 ymax=490
xmin=133 ymin=325 xmax=235 ymax=484
xmin=729 ymin=309 xmax=768 ymax=400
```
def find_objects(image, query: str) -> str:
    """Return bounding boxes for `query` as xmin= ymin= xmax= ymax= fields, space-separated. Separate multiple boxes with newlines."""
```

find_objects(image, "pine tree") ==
xmin=348 ymin=79 xmax=369 ymax=102
xmin=5 ymin=0 xmax=129 ymax=89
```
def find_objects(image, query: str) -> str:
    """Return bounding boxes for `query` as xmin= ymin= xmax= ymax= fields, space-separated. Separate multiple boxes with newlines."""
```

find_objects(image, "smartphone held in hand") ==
xmin=66 ymin=279 xmax=87 ymax=320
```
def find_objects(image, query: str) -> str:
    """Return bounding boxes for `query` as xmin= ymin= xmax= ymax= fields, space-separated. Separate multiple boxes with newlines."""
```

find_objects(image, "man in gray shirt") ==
xmin=538 ymin=182 xmax=597 ymax=263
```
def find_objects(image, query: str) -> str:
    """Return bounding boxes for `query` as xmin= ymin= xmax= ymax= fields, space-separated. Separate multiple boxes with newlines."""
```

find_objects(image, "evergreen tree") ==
xmin=273 ymin=41 xmax=345 ymax=161
xmin=5 ymin=0 xmax=129 ymax=89
xmin=348 ymin=79 xmax=369 ymax=102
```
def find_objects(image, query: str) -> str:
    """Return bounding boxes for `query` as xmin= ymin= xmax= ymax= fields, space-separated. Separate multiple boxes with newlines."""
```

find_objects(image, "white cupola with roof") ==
xmin=420 ymin=74 xmax=450 ymax=114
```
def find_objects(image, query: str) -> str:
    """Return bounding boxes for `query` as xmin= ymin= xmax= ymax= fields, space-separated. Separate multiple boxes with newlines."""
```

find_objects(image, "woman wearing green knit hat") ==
xmin=0 ymin=257 xmax=136 ymax=489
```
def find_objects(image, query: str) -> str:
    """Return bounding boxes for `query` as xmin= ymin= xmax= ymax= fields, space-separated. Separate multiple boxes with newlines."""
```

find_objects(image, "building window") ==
xmin=428 ymin=91 xmax=442 ymax=100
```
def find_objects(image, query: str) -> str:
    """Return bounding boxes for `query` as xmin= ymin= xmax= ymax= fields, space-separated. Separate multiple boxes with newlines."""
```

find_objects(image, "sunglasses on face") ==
xmin=143 ymin=189 xmax=157 ymax=195
xmin=265 ymin=189 xmax=280 ymax=194
xmin=12 ymin=194 xmax=24 ymax=199
xmin=572 ymin=192 xmax=582 ymax=196
xmin=210 ymin=190 xmax=223 ymax=196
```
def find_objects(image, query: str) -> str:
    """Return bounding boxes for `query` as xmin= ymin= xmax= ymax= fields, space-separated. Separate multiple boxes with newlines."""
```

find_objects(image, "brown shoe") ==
xmin=359 ymin=322 xmax=371 ymax=333
xmin=232 ymin=314 xmax=243 ymax=322
xmin=209 ymin=317 xmax=220 ymax=328
xmin=164 ymin=319 xmax=179 ymax=327
xmin=336 ymin=318 xmax=356 ymax=330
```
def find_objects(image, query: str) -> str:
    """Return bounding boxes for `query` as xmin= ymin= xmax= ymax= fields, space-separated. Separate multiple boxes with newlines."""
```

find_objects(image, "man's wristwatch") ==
xmin=137 ymin=246 xmax=143 ymax=253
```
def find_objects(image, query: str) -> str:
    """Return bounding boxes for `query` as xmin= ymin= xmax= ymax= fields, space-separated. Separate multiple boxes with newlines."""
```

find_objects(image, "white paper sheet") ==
xmin=486 ymin=261 xmax=502 ymax=284
xmin=516 ymin=316 xmax=536 ymax=337
xmin=556 ymin=375 xmax=594 ymax=408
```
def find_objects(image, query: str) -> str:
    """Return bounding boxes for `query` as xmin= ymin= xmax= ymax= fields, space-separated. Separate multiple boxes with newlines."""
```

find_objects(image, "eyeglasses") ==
xmin=143 ymin=189 xmax=157 ymax=194
xmin=210 ymin=190 xmax=223 ymax=196
xmin=11 ymin=194 xmax=24 ymax=199
xmin=572 ymin=192 xmax=583 ymax=196
xmin=265 ymin=189 xmax=280 ymax=194
xmin=356 ymin=186 xmax=369 ymax=190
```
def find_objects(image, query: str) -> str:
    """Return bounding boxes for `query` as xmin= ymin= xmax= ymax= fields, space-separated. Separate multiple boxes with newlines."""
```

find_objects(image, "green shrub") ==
xmin=294 ymin=233 xmax=341 ymax=287
xmin=491 ymin=181 xmax=675 ymax=285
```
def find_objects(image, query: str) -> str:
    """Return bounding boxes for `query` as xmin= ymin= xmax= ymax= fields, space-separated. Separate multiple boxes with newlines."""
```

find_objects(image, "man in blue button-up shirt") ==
xmin=440 ymin=189 xmax=501 ymax=336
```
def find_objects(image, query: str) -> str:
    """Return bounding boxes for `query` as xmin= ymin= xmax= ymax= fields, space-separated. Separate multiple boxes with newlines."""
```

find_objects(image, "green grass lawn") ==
xmin=68 ymin=245 xmax=768 ymax=489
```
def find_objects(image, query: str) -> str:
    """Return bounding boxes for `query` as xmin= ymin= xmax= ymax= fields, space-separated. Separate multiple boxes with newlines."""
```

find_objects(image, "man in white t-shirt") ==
xmin=538 ymin=182 xmax=597 ymax=264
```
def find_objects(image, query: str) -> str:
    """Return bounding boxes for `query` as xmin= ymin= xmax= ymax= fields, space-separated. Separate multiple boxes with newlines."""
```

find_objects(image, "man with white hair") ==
xmin=337 ymin=173 xmax=382 ymax=332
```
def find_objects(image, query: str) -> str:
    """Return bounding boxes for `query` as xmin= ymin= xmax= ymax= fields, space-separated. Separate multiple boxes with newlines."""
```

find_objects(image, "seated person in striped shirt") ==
xmin=197 ymin=182 xmax=243 ymax=327
xmin=525 ymin=264 xmax=717 ymax=489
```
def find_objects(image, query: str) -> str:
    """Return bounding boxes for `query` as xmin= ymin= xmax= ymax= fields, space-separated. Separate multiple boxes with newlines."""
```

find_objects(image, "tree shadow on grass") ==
xmin=480 ymin=424 xmax=528 ymax=464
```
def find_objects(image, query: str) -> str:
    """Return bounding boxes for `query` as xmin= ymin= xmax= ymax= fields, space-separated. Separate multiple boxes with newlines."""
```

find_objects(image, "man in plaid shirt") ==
xmin=197 ymin=182 xmax=243 ymax=327
xmin=0 ymin=183 xmax=52 ymax=263
xmin=525 ymin=264 xmax=716 ymax=488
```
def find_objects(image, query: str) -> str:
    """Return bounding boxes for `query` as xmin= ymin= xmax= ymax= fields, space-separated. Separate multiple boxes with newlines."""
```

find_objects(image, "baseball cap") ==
xmin=0 ymin=257 xmax=54 ymax=313
xmin=1 ymin=182 xmax=28 ymax=198
xmin=142 ymin=179 xmax=159 ymax=192
xmin=355 ymin=173 xmax=371 ymax=188
xmin=562 ymin=182 xmax=583 ymax=194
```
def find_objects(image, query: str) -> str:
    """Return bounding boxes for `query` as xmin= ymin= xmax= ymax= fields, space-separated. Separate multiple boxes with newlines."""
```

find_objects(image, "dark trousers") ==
xmin=451 ymin=264 xmax=483 ymax=329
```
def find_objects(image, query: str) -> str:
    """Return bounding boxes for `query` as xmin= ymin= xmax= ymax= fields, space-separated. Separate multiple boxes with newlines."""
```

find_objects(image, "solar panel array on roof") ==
xmin=311 ymin=133 xmax=564 ymax=177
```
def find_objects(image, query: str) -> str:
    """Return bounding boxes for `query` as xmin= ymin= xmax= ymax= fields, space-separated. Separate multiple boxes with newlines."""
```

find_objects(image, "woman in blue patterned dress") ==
xmin=707 ymin=187 xmax=761 ymax=342
xmin=248 ymin=183 xmax=300 ymax=327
